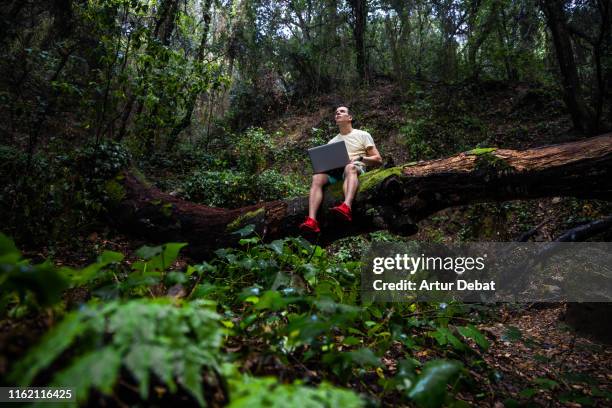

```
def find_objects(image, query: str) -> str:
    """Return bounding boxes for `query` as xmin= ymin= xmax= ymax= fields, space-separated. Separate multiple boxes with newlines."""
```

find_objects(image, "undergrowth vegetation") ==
xmin=150 ymin=127 xmax=307 ymax=208
xmin=0 ymin=142 xmax=130 ymax=246
xmin=2 ymin=230 xmax=497 ymax=407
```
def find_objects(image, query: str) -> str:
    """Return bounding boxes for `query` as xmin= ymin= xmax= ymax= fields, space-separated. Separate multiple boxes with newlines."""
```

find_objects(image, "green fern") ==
xmin=10 ymin=298 xmax=223 ymax=406
xmin=227 ymin=375 xmax=364 ymax=408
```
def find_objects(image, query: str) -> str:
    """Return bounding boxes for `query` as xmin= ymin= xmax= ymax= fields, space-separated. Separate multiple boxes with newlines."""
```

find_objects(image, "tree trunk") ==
xmin=541 ymin=0 xmax=597 ymax=134
xmin=348 ymin=0 xmax=368 ymax=84
xmin=110 ymin=133 xmax=612 ymax=258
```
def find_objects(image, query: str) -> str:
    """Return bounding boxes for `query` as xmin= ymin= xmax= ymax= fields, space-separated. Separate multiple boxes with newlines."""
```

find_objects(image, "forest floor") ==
xmin=476 ymin=305 xmax=611 ymax=407
xmin=4 ymin=227 xmax=610 ymax=407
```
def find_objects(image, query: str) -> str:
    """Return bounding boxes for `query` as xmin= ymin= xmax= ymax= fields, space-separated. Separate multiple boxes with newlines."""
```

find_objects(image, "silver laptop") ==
xmin=308 ymin=140 xmax=350 ymax=173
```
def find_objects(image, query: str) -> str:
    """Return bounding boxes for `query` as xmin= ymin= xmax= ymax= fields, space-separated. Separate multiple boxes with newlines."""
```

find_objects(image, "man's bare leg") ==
xmin=343 ymin=164 xmax=359 ymax=208
xmin=308 ymin=174 xmax=328 ymax=219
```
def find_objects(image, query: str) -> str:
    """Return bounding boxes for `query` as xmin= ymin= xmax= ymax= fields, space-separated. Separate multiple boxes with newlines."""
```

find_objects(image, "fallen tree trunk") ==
xmin=111 ymin=133 xmax=612 ymax=257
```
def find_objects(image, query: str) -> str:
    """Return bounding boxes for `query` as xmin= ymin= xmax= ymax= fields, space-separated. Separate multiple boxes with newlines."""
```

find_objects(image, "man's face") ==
xmin=335 ymin=107 xmax=352 ymax=125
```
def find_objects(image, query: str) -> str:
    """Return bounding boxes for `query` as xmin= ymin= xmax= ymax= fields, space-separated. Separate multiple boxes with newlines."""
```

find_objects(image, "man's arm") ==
xmin=360 ymin=146 xmax=383 ymax=167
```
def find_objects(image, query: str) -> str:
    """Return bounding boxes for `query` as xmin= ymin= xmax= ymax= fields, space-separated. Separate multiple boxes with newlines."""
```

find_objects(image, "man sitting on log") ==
xmin=299 ymin=106 xmax=383 ymax=233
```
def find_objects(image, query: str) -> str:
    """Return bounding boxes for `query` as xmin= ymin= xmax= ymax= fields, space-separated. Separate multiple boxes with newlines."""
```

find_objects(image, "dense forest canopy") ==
xmin=1 ymin=1 xmax=611 ymax=407
xmin=1 ymin=1 xmax=610 ymax=149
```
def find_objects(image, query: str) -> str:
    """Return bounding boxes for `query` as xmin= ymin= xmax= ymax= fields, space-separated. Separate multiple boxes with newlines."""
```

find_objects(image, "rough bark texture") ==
xmin=348 ymin=0 xmax=368 ymax=84
xmin=541 ymin=0 xmax=596 ymax=133
xmin=111 ymin=133 xmax=612 ymax=258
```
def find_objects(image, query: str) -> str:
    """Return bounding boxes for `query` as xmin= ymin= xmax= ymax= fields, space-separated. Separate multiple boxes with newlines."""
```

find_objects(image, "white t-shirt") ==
xmin=328 ymin=129 xmax=375 ymax=164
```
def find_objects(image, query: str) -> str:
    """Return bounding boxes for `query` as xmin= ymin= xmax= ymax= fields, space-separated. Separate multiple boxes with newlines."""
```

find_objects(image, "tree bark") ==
xmin=110 ymin=133 xmax=612 ymax=258
xmin=540 ymin=0 xmax=597 ymax=134
xmin=348 ymin=0 xmax=368 ymax=84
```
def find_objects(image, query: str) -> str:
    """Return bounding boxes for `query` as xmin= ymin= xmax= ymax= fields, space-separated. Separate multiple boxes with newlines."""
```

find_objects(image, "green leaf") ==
xmin=135 ymin=245 xmax=162 ymax=260
xmin=254 ymin=290 xmax=294 ymax=311
xmin=133 ymin=243 xmax=187 ymax=272
xmin=559 ymin=393 xmax=594 ymax=405
xmin=239 ymin=237 xmax=259 ymax=245
xmin=99 ymin=251 xmax=125 ymax=264
xmin=407 ymin=360 xmax=463 ymax=408
xmin=267 ymin=239 xmax=285 ymax=255
xmin=533 ymin=377 xmax=558 ymax=390
xmin=456 ymin=325 xmax=489 ymax=350
xmin=343 ymin=348 xmax=381 ymax=367
xmin=431 ymin=327 xmax=465 ymax=351
xmin=519 ymin=388 xmax=536 ymax=398
xmin=227 ymin=376 xmax=364 ymax=408
xmin=66 ymin=250 xmax=124 ymax=286
xmin=159 ymin=243 xmax=187 ymax=269
xmin=342 ymin=336 xmax=361 ymax=346
xmin=0 ymin=232 xmax=19 ymax=258
xmin=233 ymin=224 xmax=256 ymax=237
xmin=181 ymin=359 xmax=205 ymax=406
xmin=501 ymin=326 xmax=522 ymax=342
xmin=53 ymin=348 xmax=122 ymax=402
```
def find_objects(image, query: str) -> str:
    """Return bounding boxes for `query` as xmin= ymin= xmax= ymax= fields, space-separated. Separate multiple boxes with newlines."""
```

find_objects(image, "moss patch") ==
xmin=104 ymin=179 xmax=126 ymax=204
xmin=359 ymin=167 xmax=402 ymax=191
xmin=467 ymin=147 xmax=497 ymax=155
xmin=226 ymin=207 xmax=265 ymax=232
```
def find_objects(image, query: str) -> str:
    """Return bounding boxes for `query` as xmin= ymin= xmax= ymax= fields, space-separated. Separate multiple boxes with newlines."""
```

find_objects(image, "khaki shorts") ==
xmin=324 ymin=163 xmax=366 ymax=185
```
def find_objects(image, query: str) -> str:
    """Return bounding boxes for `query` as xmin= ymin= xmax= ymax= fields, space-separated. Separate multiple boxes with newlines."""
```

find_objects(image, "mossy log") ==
xmin=112 ymin=133 xmax=612 ymax=258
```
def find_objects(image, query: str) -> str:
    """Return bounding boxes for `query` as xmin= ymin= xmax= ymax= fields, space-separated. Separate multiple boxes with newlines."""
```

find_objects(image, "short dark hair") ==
xmin=336 ymin=105 xmax=352 ymax=116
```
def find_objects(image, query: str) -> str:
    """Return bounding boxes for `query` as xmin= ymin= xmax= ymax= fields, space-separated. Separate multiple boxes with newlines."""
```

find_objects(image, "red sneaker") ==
xmin=299 ymin=217 xmax=320 ymax=233
xmin=330 ymin=202 xmax=352 ymax=222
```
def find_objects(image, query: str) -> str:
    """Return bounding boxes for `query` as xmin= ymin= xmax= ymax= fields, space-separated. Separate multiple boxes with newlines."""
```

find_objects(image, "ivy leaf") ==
xmin=456 ymin=325 xmax=489 ymax=350
xmin=431 ymin=327 xmax=465 ymax=351
xmin=158 ymin=243 xmax=187 ymax=269
xmin=239 ymin=237 xmax=259 ymax=246
xmin=233 ymin=224 xmax=256 ymax=237
xmin=133 ymin=243 xmax=187 ymax=272
xmin=407 ymin=359 xmax=463 ymax=408
xmin=267 ymin=239 xmax=285 ymax=255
